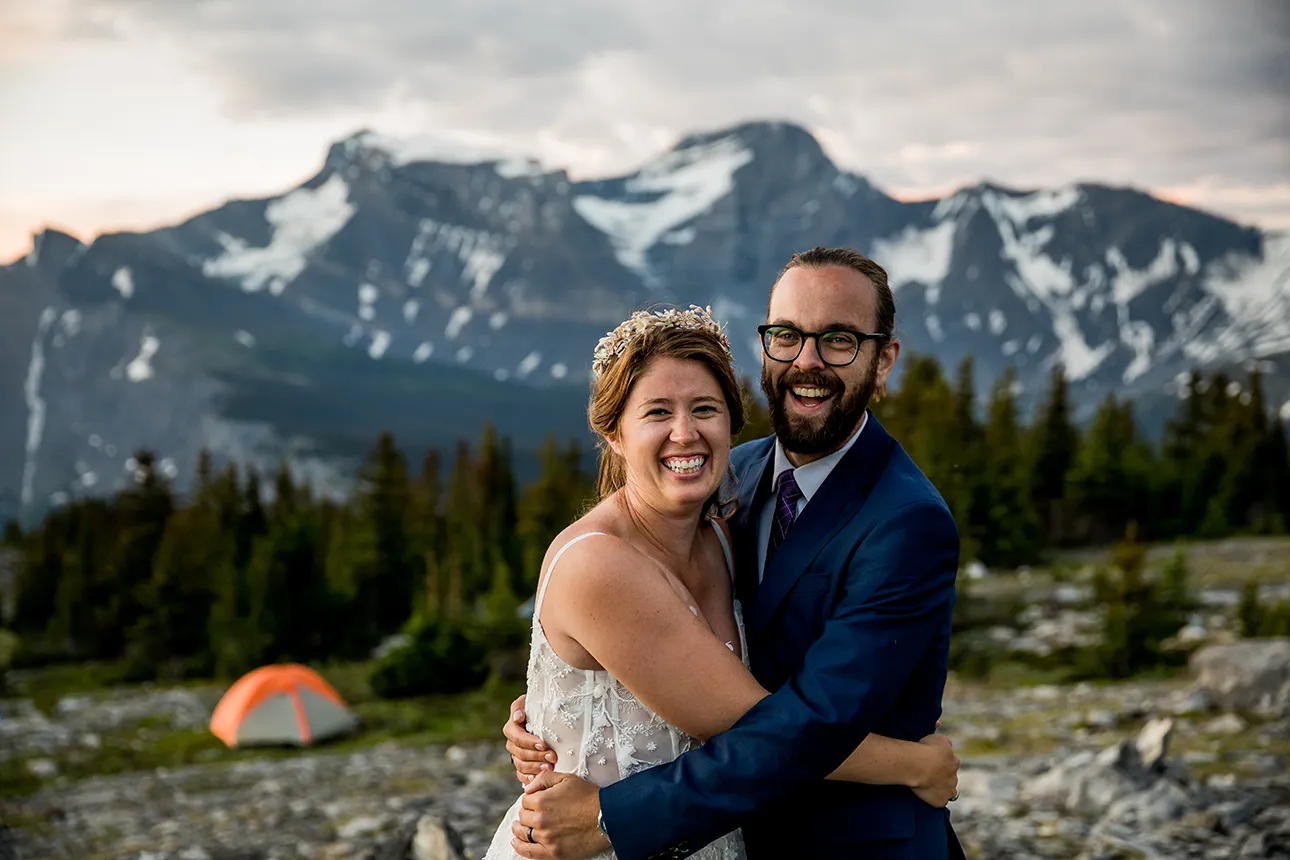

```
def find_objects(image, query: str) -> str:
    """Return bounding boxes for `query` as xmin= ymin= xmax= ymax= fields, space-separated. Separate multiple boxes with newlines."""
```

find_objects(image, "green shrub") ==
xmin=1239 ymin=579 xmax=1290 ymax=637
xmin=1085 ymin=537 xmax=1193 ymax=678
xmin=368 ymin=617 xmax=489 ymax=699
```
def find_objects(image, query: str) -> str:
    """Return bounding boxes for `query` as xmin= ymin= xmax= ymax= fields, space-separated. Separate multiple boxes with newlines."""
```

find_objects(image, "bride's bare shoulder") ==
xmin=540 ymin=516 xmax=672 ymax=612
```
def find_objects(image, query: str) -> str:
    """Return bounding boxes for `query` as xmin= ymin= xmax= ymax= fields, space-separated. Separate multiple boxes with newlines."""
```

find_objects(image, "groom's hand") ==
xmin=504 ymin=694 xmax=557 ymax=783
xmin=512 ymin=771 xmax=610 ymax=859
xmin=912 ymin=733 xmax=959 ymax=808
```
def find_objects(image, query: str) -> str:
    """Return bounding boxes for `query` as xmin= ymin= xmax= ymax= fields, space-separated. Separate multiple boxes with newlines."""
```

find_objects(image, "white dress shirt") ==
xmin=756 ymin=411 xmax=868 ymax=581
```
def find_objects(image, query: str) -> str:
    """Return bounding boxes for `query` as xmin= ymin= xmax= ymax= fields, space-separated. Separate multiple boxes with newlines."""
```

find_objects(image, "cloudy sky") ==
xmin=1 ymin=0 xmax=1287 ymax=261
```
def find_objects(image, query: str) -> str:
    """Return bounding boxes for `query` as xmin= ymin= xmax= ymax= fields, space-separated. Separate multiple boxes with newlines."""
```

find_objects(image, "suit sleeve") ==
xmin=598 ymin=501 xmax=959 ymax=860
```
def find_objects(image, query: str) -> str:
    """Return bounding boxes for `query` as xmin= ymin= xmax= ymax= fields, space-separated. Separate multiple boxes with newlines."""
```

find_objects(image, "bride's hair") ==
xmin=588 ymin=319 xmax=745 ymax=518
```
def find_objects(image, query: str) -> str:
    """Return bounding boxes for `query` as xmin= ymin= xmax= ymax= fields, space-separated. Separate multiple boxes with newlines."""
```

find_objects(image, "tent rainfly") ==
xmin=210 ymin=663 xmax=358 ymax=748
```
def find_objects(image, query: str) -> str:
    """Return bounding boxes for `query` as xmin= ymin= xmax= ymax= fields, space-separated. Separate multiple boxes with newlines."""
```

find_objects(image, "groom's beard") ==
xmin=761 ymin=357 xmax=876 ymax=456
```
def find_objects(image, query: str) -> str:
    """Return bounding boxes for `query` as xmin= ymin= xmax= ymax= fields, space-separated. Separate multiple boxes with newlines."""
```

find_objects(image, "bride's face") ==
xmin=611 ymin=356 xmax=732 ymax=513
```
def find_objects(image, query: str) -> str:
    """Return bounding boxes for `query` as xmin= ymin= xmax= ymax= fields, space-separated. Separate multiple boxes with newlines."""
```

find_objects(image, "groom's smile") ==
xmin=785 ymin=371 xmax=841 ymax=415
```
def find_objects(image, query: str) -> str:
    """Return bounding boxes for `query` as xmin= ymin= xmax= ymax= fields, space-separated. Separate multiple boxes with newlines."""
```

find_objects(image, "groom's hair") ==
xmin=771 ymin=246 xmax=896 ymax=338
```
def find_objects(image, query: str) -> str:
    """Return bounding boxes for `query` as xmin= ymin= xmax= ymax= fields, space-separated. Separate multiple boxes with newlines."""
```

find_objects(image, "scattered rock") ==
xmin=6 ymin=673 xmax=1289 ymax=860
xmin=26 ymin=758 xmax=57 ymax=777
xmin=1190 ymin=638 xmax=1290 ymax=717
xmin=1136 ymin=716 xmax=1173 ymax=770
xmin=1204 ymin=713 xmax=1249 ymax=735
xmin=412 ymin=816 xmax=468 ymax=860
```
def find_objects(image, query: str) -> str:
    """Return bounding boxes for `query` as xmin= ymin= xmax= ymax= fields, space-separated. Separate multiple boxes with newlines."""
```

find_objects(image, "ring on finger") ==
xmin=527 ymin=825 xmax=536 ymax=843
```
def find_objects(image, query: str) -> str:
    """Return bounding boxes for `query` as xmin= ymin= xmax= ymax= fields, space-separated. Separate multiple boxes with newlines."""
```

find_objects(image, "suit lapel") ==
xmin=748 ymin=412 xmax=896 ymax=638
xmin=729 ymin=441 xmax=774 ymax=605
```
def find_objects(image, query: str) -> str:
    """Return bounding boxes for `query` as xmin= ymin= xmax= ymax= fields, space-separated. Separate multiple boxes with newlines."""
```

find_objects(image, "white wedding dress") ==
xmin=483 ymin=525 xmax=748 ymax=860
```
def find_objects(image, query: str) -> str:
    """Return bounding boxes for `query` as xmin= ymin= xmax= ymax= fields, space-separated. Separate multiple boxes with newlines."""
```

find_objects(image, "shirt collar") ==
xmin=771 ymin=410 xmax=868 ymax=503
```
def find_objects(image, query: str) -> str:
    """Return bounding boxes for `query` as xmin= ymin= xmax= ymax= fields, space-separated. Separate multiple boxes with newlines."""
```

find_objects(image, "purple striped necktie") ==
xmin=767 ymin=468 xmax=803 ymax=563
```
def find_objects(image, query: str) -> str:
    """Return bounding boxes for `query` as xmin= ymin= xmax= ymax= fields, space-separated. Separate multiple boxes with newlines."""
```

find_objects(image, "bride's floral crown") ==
xmin=592 ymin=305 xmax=733 ymax=378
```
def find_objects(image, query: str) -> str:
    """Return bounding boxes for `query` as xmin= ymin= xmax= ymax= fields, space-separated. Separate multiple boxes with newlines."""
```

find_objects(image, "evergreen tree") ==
xmin=734 ymin=377 xmax=773 ymax=445
xmin=102 ymin=451 xmax=175 ymax=657
xmin=979 ymin=368 xmax=1042 ymax=566
xmin=1028 ymin=363 xmax=1079 ymax=543
xmin=410 ymin=449 xmax=445 ymax=621
xmin=347 ymin=432 xmax=416 ymax=648
xmin=1067 ymin=395 xmax=1154 ymax=543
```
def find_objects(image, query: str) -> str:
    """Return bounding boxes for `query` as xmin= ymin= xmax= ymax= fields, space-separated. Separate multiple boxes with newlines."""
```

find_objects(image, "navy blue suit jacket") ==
xmin=598 ymin=413 xmax=961 ymax=859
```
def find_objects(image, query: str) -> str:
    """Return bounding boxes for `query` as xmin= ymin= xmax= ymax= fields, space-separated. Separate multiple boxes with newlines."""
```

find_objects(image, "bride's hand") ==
xmin=504 ymin=694 xmax=557 ymax=783
xmin=910 ymin=732 xmax=959 ymax=808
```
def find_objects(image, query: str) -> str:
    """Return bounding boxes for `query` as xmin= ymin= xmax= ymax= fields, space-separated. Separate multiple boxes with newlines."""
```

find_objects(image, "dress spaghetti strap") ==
xmin=711 ymin=522 xmax=735 ymax=585
xmin=533 ymin=532 xmax=611 ymax=620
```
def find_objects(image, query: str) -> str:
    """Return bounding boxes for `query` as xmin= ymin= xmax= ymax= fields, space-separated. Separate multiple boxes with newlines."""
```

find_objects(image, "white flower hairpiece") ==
xmin=591 ymin=305 xmax=733 ymax=378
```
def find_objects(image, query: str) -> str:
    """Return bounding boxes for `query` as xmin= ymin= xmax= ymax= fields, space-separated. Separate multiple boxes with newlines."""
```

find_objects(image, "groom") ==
xmin=506 ymin=246 xmax=964 ymax=859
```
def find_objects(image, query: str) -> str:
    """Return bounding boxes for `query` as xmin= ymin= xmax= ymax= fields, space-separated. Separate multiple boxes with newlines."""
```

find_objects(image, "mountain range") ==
xmin=2 ymin=120 xmax=1287 ymax=524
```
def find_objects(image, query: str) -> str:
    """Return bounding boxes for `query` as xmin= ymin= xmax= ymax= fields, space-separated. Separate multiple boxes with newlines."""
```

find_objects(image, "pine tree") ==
xmin=102 ymin=451 xmax=176 ymax=658
xmin=1067 ymin=395 xmax=1154 ymax=543
xmin=734 ymin=376 xmax=772 ymax=445
xmin=347 ymin=432 xmax=416 ymax=647
xmin=1028 ymin=363 xmax=1079 ymax=543
xmin=411 ymin=449 xmax=445 ymax=622
xmin=979 ymin=368 xmax=1042 ymax=566
xmin=949 ymin=356 xmax=987 ymax=564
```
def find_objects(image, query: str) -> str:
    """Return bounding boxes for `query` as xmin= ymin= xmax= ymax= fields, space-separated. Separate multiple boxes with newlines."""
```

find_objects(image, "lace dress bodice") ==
xmin=484 ymin=526 xmax=748 ymax=860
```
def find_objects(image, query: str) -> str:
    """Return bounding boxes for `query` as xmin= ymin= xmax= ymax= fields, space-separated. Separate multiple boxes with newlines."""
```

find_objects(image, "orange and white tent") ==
xmin=210 ymin=664 xmax=358 ymax=748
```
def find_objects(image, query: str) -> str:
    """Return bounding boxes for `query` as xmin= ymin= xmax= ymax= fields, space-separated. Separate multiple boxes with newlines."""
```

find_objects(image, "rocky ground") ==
xmin=3 ymin=639 xmax=1288 ymax=860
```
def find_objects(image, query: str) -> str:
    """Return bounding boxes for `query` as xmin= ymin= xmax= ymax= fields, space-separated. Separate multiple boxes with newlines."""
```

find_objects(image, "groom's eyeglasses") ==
xmin=758 ymin=324 xmax=889 ymax=367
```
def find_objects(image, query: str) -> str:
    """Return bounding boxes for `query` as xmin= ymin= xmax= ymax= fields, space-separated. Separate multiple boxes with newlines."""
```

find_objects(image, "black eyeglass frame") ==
xmin=756 ymin=323 xmax=892 ymax=367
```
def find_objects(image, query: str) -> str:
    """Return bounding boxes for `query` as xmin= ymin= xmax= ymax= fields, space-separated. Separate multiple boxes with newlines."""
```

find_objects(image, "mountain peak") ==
xmin=325 ymin=129 xmax=550 ymax=179
xmin=21 ymin=227 xmax=86 ymax=273
xmin=674 ymin=119 xmax=833 ymax=168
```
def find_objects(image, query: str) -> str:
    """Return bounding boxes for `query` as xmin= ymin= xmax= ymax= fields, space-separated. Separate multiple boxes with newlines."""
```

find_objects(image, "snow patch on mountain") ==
xmin=1118 ymin=307 xmax=1156 ymax=383
xmin=1107 ymin=240 xmax=1183 ymax=305
xmin=346 ymin=131 xmax=546 ymax=178
xmin=368 ymin=330 xmax=391 ymax=359
xmin=991 ymin=186 xmax=1081 ymax=225
xmin=1203 ymin=234 xmax=1290 ymax=333
xmin=112 ymin=267 xmax=135 ymax=300
xmin=1171 ymin=234 xmax=1290 ymax=364
xmin=572 ymin=135 xmax=754 ymax=279
xmin=446 ymin=307 xmax=472 ymax=340
xmin=1051 ymin=308 xmax=1113 ymax=380
xmin=403 ymin=218 xmax=510 ymax=298
xmin=21 ymin=308 xmax=56 ymax=506
xmin=203 ymin=173 xmax=355 ymax=293
xmin=126 ymin=331 xmax=159 ymax=382
xmin=926 ymin=314 xmax=944 ymax=342
xmin=871 ymin=220 xmax=955 ymax=291
xmin=516 ymin=351 xmax=541 ymax=378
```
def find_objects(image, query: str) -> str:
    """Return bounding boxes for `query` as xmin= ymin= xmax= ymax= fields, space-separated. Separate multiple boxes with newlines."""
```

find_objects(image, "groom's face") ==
xmin=760 ymin=265 xmax=898 ymax=461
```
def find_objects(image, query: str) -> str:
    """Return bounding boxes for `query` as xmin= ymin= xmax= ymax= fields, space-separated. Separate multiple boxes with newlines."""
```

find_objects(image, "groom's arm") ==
xmin=599 ymin=501 xmax=959 ymax=860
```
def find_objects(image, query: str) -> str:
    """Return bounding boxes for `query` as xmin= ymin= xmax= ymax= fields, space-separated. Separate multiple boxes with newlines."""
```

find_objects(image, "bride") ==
xmin=484 ymin=306 xmax=957 ymax=859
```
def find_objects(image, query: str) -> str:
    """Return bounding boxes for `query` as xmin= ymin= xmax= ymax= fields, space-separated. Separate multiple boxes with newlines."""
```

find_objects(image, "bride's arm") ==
xmin=541 ymin=537 xmax=956 ymax=799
